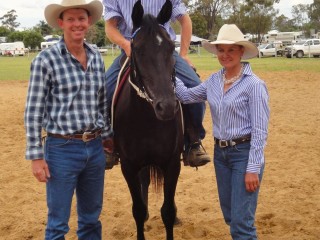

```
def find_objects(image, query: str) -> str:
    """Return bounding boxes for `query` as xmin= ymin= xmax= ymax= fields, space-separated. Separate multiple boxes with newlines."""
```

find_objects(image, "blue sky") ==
xmin=0 ymin=0 xmax=315 ymax=30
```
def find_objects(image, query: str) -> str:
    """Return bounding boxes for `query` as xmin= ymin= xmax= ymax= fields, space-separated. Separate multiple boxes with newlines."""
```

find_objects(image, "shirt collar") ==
xmin=56 ymin=37 xmax=97 ymax=56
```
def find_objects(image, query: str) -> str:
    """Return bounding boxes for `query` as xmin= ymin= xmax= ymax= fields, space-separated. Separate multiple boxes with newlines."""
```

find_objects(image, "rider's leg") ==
xmin=173 ymin=51 xmax=210 ymax=167
xmin=104 ymin=52 xmax=126 ymax=169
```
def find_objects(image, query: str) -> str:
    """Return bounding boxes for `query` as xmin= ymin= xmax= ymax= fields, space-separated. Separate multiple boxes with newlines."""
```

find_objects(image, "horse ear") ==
xmin=157 ymin=0 xmax=172 ymax=25
xmin=132 ymin=0 xmax=144 ymax=29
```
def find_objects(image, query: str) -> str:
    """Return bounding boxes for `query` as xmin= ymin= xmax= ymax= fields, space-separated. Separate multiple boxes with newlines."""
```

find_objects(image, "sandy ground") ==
xmin=0 ymin=70 xmax=319 ymax=240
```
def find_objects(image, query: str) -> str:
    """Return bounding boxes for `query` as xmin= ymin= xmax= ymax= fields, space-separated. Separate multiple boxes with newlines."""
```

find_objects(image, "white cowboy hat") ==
xmin=44 ymin=0 xmax=103 ymax=29
xmin=202 ymin=24 xmax=258 ymax=60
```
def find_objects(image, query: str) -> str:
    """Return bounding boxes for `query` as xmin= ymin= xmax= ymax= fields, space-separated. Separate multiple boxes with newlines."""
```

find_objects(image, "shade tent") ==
xmin=175 ymin=35 xmax=207 ymax=45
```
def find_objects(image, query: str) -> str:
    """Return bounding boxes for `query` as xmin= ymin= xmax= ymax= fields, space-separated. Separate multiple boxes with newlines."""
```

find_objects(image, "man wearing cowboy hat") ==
xmin=24 ymin=0 xmax=112 ymax=239
xmin=175 ymin=24 xmax=270 ymax=239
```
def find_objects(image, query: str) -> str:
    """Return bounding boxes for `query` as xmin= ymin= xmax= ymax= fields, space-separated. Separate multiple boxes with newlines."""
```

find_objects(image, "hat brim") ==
xmin=202 ymin=40 xmax=258 ymax=60
xmin=44 ymin=1 xmax=103 ymax=29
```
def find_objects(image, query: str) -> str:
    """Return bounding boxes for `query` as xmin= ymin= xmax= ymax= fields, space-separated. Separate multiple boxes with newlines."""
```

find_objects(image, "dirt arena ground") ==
xmin=0 ymin=70 xmax=319 ymax=239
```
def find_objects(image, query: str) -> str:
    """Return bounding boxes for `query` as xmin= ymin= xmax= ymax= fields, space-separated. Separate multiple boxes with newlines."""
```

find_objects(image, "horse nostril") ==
xmin=155 ymin=102 xmax=164 ymax=113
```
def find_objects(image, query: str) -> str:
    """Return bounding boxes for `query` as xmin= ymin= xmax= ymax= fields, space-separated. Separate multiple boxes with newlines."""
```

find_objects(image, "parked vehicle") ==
xmin=285 ymin=39 xmax=320 ymax=58
xmin=262 ymin=30 xmax=304 ymax=46
xmin=0 ymin=41 xmax=26 ymax=56
xmin=258 ymin=42 xmax=283 ymax=57
xmin=41 ymin=41 xmax=58 ymax=50
xmin=90 ymin=44 xmax=108 ymax=54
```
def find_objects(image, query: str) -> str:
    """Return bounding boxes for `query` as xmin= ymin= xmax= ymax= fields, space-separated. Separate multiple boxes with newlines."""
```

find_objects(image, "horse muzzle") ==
xmin=153 ymin=98 xmax=180 ymax=121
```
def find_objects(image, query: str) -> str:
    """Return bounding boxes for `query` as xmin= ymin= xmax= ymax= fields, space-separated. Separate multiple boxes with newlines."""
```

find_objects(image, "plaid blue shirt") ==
xmin=24 ymin=39 xmax=112 ymax=160
xmin=176 ymin=63 xmax=270 ymax=174
xmin=103 ymin=0 xmax=186 ymax=40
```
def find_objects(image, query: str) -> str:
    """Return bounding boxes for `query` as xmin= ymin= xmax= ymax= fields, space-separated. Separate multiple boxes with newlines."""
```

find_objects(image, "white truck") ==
xmin=258 ymin=42 xmax=283 ymax=57
xmin=285 ymin=39 xmax=320 ymax=58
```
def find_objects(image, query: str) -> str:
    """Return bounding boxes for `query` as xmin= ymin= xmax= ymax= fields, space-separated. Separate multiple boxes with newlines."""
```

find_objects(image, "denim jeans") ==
xmin=44 ymin=136 xmax=106 ymax=240
xmin=213 ymin=142 xmax=264 ymax=240
xmin=105 ymin=51 xmax=206 ymax=147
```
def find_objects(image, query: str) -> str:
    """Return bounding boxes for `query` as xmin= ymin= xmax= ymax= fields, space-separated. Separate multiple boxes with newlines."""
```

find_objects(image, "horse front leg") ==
xmin=121 ymin=163 xmax=148 ymax=240
xmin=161 ymin=159 xmax=181 ymax=240
xmin=139 ymin=167 xmax=151 ymax=222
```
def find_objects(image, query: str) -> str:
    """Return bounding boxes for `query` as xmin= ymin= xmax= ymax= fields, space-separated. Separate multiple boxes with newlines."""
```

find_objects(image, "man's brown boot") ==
xmin=184 ymin=142 xmax=210 ymax=167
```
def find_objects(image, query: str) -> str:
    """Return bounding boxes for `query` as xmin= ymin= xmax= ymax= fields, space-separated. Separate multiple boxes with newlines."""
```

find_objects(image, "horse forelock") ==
xmin=134 ymin=14 xmax=173 ymax=48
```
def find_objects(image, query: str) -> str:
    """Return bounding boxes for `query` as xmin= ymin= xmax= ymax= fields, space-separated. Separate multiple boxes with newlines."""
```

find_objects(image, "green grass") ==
xmin=0 ymin=48 xmax=319 ymax=81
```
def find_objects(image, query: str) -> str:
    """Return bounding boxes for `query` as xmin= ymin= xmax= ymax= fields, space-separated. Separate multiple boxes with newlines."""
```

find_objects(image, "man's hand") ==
xmin=245 ymin=173 xmax=260 ymax=192
xmin=32 ymin=159 xmax=50 ymax=183
xmin=103 ymin=138 xmax=114 ymax=153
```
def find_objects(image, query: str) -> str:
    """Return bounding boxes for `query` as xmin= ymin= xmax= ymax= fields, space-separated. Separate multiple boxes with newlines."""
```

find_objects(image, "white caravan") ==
xmin=0 ymin=41 xmax=26 ymax=56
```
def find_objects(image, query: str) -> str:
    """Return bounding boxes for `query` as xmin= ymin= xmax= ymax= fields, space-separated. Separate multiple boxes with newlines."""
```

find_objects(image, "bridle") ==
xmin=112 ymin=25 xmax=183 ymax=132
xmin=128 ymin=25 xmax=176 ymax=104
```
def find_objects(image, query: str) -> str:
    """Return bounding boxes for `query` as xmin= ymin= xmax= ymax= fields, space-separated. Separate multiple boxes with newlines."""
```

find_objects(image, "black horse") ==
xmin=112 ymin=1 xmax=183 ymax=239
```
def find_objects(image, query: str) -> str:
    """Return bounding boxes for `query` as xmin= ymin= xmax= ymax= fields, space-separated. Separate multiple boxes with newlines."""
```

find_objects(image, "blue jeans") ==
xmin=213 ymin=142 xmax=264 ymax=239
xmin=105 ymin=51 xmax=206 ymax=148
xmin=44 ymin=136 xmax=106 ymax=240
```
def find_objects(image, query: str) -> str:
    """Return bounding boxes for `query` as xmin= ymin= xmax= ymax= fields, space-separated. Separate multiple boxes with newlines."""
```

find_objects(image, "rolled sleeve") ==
xmin=171 ymin=0 xmax=187 ymax=20
xmin=103 ymin=0 xmax=122 ymax=21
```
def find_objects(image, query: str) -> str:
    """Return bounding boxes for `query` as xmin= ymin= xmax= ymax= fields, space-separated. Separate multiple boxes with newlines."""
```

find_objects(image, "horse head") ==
xmin=130 ymin=0 xmax=179 ymax=121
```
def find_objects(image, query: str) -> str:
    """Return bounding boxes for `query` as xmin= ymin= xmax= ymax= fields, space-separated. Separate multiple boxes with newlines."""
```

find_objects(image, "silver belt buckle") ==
xmin=82 ymin=132 xmax=92 ymax=142
xmin=219 ymin=140 xmax=228 ymax=148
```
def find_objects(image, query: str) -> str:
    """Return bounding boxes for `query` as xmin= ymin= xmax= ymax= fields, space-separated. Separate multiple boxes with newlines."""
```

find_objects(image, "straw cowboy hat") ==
xmin=44 ymin=0 xmax=103 ymax=29
xmin=202 ymin=24 xmax=258 ymax=60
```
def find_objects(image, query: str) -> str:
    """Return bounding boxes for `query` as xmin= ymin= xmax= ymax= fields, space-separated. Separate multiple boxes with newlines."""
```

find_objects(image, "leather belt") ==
xmin=47 ymin=129 xmax=102 ymax=142
xmin=214 ymin=135 xmax=251 ymax=148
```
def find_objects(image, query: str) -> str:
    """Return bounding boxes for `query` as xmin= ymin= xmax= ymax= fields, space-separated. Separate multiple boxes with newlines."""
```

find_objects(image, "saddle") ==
xmin=106 ymin=58 xmax=130 ymax=170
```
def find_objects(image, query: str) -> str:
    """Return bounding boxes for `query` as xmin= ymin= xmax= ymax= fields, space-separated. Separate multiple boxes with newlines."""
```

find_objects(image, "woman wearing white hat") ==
xmin=24 ymin=0 xmax=113 ymax=239
xmin=175 ymin=24 xmax=270 ymax=239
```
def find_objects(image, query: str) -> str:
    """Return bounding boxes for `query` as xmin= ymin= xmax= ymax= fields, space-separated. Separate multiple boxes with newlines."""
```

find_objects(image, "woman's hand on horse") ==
xmin=103 ymin=138 xmax=114 ymax=153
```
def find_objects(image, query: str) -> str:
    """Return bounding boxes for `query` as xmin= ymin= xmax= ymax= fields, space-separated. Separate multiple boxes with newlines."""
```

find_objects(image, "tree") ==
xmin=309 ymin=0 xmax=320 ymax=32
xmin=0 ymin=26 xmax=11 ymax=37
xmin=7 ymin=31 xmax=25 ymax=42
xmin=34 ymin=20 xmax=53 ymax=36
xmin=240 ymin=0 xmax=279 ymax=43
xmin=94 ymin=19 xmax=109 ymax=46
xmin=24 ymin=31 xmax=44 ymax=50
xmin=273 ymin=14 xmax=296 ymax=32
xmin=189 ymin=12 xmax=208 ymax=38
xmin=292 ymin=4 xmax=310 ymax=29
xmin=0 ymin=10 xmax=20 ymax=31
xmin=192 ymin=0 xmax=230 ymax=39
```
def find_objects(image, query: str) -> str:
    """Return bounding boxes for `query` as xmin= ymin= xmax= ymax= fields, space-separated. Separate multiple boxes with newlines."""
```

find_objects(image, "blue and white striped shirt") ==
xmin=176 ymin=63 xmax=270 ymax=173
xmin=103 ymin=0 xmax=187 ymax=40
xmin=24 ymin=39 xmax=112 ymax=160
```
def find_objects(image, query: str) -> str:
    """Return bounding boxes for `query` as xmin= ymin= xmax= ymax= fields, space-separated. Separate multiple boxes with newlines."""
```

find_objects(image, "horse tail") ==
xmin=149 ymin=165 xmax=163 ymax=194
